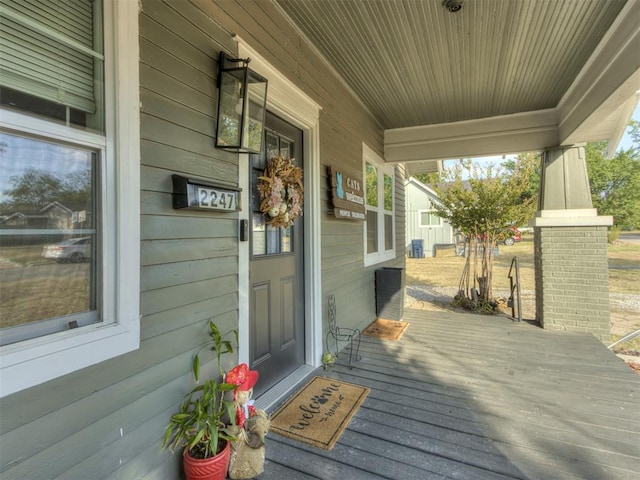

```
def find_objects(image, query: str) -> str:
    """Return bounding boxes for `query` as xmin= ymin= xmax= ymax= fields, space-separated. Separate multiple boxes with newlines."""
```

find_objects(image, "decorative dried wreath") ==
xmin=257 ymin=155 xmax=304 ymax=228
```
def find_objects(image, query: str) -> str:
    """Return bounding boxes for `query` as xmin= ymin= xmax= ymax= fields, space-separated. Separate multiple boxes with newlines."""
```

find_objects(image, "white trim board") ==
xmin=235 ymin=38 xmax=323 ymax=371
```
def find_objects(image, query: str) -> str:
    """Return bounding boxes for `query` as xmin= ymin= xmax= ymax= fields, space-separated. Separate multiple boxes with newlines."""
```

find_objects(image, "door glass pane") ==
xmin=0 ymin=132 xmax=99 ymax=343
xmin=266 ymin=224 xmax=279 ymax=254
xmin=280 ymin=139 xmax=291 ymax=159
xmin=280 ymin=226 xmax=292 ymax=253
xmin=251 ymin=125 xmax=299 ymax=258
xmin=250 ymin=169 xmax=263 ymax=211
xmin=252 ymin=213 xmax=266 ymax=255
xmin=251 ymin=147 xmax=266 ymax=171
xmin=266 ymin=132 xmax=279 ymax=160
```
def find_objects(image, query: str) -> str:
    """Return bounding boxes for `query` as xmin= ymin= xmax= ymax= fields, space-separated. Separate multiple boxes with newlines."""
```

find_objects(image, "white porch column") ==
xmin=531 ymin=145 xmax=613 ymax=342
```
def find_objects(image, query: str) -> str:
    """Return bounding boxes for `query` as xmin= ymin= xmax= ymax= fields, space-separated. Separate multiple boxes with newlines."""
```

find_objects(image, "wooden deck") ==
xmin=257 ymin=308 xmax=640 ymax=480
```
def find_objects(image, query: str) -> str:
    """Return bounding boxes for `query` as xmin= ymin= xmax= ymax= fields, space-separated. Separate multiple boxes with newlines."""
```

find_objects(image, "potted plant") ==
xmin=162 ymin=321 xmax=239 ymax=480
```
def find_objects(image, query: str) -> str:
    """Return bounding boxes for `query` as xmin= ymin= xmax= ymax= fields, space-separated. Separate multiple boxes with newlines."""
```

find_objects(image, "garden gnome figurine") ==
xmin=226 ymin=363 xmax=259 ymax=428
xmin=226 ymin=363 xmax=270 ymax=479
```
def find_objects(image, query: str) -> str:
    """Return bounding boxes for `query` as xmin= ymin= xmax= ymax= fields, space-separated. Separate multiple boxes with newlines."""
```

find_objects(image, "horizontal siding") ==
xmin=395 ymin=163 xmax=408 ymax=262
xmin=140 ymin=139 xmax=237 ymax=181
xmin=142 ymin=296 xmax=237 ymax=342
xmin=0 ymin=0 xmax=390 ymax=479
xmin=0 ymin=1 xmax=243 ymax=479
xmin=141 ymin=237 xmax=236 ymax=266
xmin=183 ymin=0 xmax=406 ymax=343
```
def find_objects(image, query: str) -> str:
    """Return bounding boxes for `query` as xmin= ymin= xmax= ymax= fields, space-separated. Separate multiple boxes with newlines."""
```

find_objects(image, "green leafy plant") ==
xmin=431 ymin=157 xmax=537 ymax=305
xmin=162 ymin=321 xmax=239 ymax=459
xmin=607 ymin=226 xmax=621 ymax=244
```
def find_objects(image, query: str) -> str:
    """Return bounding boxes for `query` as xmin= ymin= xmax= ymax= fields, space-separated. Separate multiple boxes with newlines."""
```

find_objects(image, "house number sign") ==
xmin=172 ymin=174 xmax=241 ymax=212
xmin=196 ymin=186 xmax=237 ymax=210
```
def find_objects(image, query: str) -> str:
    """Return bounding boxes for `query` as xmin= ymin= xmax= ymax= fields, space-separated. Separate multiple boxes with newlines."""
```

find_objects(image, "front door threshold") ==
xmin=255 ymin=364 xmax=317 ymax=412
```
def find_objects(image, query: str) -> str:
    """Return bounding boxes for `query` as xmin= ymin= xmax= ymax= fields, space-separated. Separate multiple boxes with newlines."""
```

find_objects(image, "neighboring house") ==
xmin=404 ymin=177 xmax=454 ymax=257
xmin=0 ymin=1 xmax=636 ymax=479
xmin=0 ymin=202 xmax=73 ymax=229
xmin=0 ymin=203 xmax=75 ymax=245
xmin=0 ymin=212 xmax=48 ymax=228
xmin=39 ymin=201 xmax=74 ymax=230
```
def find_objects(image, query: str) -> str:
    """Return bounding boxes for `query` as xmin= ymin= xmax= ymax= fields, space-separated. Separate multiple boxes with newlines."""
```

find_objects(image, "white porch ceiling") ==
xmin=275 ymin=0 xmax=640 ymax=172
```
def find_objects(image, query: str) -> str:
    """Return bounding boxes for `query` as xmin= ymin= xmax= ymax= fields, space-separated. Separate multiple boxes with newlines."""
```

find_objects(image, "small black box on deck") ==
xmin=375 ymin=267 xmax=405 ymax=321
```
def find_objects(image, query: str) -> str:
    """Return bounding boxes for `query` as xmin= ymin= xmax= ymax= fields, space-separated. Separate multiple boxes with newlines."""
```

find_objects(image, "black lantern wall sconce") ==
xmin=215 ymin=52 xmax=268 ymax=154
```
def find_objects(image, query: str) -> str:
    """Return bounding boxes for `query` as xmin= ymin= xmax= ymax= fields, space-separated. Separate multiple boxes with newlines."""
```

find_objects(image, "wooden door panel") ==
xmin=280 ymin=275 xmax=296 ymax=349
xmin=251 ymin=282 xmax=271 ymax=364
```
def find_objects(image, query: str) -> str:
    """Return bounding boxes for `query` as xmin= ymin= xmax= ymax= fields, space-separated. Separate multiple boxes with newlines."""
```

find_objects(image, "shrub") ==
xmin=608 ymin=226 xmax=620 ymax=243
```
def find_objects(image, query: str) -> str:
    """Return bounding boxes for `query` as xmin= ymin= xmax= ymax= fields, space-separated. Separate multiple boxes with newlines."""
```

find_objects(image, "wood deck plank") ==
xmin=257 ymin=308 xmax=640 ymax=480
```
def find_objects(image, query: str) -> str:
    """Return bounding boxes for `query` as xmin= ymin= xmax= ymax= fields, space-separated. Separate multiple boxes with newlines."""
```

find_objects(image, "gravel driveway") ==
xmin=406 ymin=284 xmax=640 ymax=312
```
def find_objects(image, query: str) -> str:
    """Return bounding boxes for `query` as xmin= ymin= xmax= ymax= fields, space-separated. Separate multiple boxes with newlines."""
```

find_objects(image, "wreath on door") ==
xmin=257 ymin=155 xmax=304 ymax=228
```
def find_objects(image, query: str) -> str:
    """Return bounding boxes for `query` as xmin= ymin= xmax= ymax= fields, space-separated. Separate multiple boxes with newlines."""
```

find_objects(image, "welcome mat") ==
xmin=362 ymin=319 xmax=409 ymax=340
xmin=269 ymin=376 xmax=369 ymax=450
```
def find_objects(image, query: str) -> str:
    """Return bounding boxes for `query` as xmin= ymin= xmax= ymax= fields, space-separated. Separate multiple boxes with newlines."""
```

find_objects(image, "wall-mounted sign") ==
xmin=172 ymin=174 xmax=241 ymax=212
xmin=328 ymin=166 xmax=365 ymax=220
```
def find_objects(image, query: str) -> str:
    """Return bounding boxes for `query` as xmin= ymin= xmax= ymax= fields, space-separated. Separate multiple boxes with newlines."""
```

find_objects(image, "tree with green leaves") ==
xmin=0 ymin=168 xmax=91 ymax=216
xmin=586 ymin=124 xmax=640 ymax=231
xmin=503 ymin=152 xmax=541 ymax=204
xmin=430 ymin=158 xmax=538 ymax=309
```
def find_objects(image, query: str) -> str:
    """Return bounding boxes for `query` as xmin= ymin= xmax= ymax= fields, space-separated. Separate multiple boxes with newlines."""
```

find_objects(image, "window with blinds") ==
xmin=0 ymin=1 xmax=104 ymax=348
xmin=0 ymin=0 xmax=140 ymax=399
xmin=0 ymin=0 xmax=104 ymax=131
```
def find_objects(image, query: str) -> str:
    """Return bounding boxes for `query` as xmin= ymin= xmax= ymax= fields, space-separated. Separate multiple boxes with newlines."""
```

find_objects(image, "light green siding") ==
xmin=0 ymin=1 xmax=401 ymax=478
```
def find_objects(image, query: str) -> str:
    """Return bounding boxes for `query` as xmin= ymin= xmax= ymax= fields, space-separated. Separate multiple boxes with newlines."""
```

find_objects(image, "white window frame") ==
xmin=363 ymin=144 xmax=396 ymax=266
xmin=419 ymin=209 xmax=443 ymax=227
xmin=0 ymin=0 xmax=140 ymax=398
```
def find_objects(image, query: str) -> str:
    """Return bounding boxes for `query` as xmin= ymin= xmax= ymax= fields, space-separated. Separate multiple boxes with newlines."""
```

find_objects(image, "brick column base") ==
xmin=534 ymin=226 xmax=611 ymax=343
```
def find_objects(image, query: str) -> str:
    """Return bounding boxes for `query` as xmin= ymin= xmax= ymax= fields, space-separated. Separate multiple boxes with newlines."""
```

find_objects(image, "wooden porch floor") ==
xmin=257 ymin=308 xmax=640 ymax=480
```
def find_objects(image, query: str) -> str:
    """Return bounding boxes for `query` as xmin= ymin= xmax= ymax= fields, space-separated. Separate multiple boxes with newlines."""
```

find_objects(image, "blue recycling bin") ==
xmin=411 ymin=239 xmax=424 ymax=258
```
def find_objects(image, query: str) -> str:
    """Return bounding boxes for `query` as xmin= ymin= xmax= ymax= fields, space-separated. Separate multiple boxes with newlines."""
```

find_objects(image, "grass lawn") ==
xmin=406 ymin=233 xmax=640 ymax=352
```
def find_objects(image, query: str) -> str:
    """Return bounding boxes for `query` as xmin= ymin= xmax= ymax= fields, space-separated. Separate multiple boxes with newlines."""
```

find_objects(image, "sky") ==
xmin=616 ymin=103 xmax=640 ymax=152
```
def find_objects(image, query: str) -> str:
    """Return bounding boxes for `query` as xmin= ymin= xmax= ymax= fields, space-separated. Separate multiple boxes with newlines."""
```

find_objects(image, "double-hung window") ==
xmin=363 ymin=144 xmax=395 ymax=266
xmin=419 ymin=210 xmax=442 ymax=227
xmin=0 ymin=0 xmax=140 ymax=397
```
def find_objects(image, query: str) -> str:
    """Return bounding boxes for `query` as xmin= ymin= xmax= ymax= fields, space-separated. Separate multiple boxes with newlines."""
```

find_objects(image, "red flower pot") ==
xmin=183 ymin=441 xmax=231 ymax=480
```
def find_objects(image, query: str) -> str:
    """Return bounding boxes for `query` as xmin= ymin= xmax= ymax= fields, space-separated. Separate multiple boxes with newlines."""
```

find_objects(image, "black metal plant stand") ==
xmin=325 ymin=294 xmax=361 ymax=369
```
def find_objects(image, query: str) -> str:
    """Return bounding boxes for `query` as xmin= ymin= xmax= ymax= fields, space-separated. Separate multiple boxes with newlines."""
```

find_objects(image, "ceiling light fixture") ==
xmin=443 ymin=0 xmax=463 ymax=13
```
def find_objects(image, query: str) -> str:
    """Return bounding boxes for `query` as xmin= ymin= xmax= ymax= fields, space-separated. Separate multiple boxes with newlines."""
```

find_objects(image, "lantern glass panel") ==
xmin=216 ymin=68 xmax=245 ymax=148
xmin=242 ymin=74 xmax=267 ymax=153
